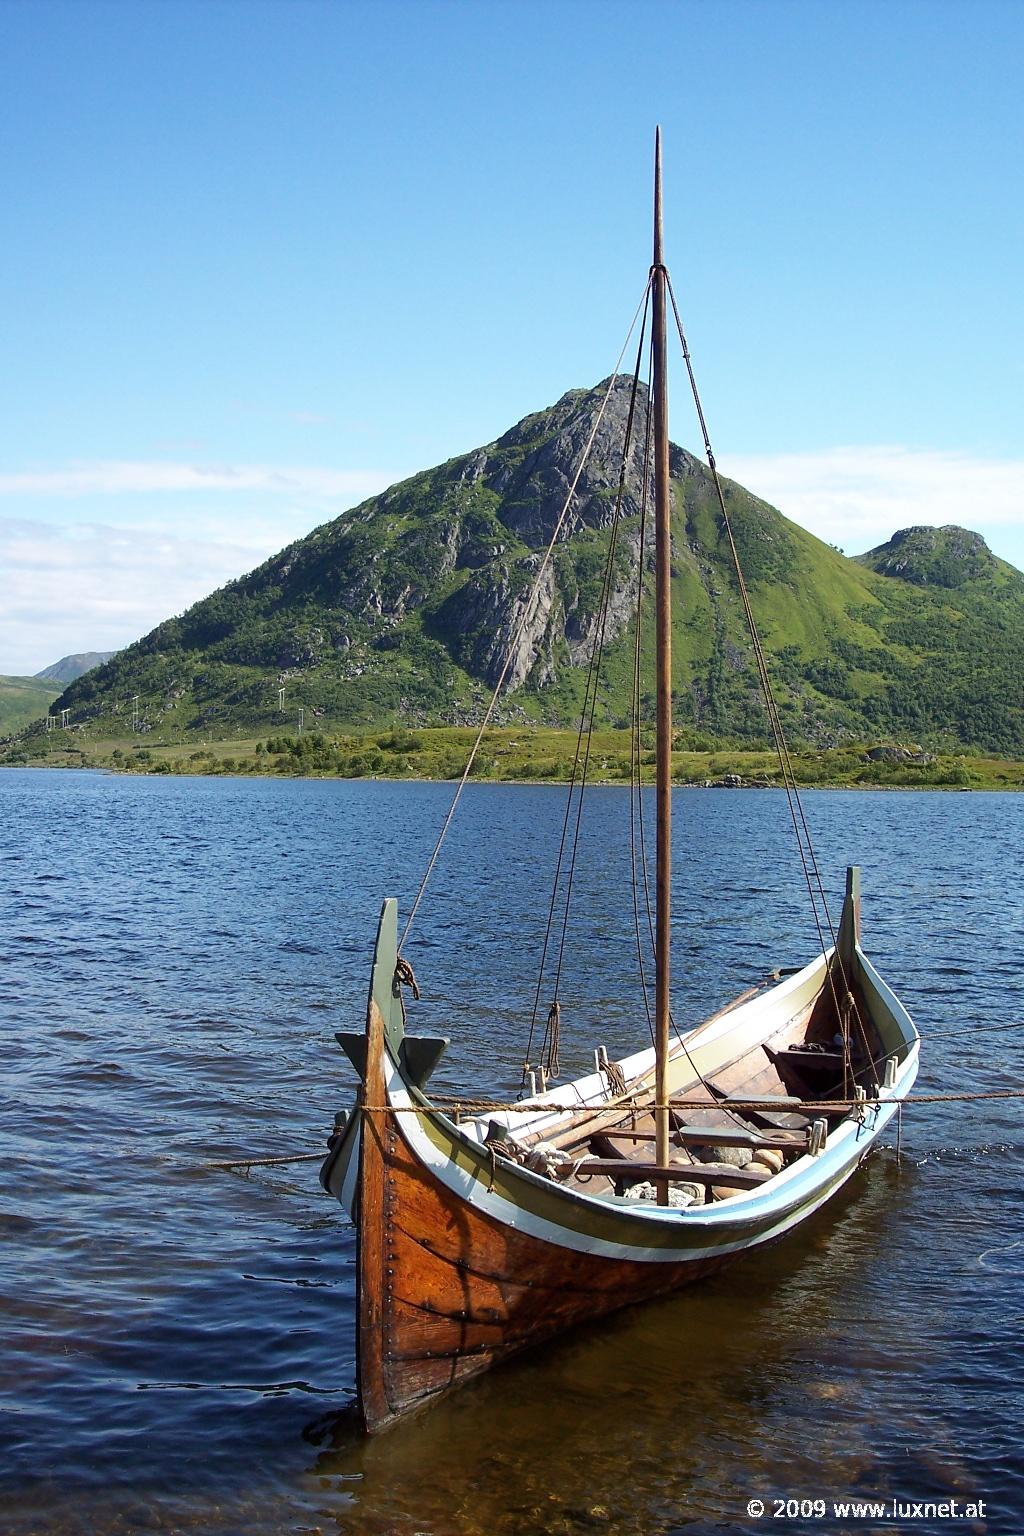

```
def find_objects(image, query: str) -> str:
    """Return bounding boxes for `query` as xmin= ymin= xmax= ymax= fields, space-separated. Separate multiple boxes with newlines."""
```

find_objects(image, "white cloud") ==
xmin=723 ymin=445 xmax=1024 ymax=558
xmin=0 ymin=460 xmax=390 ymax=500
xmin=0 ymin=515 xmax=295 ymax=676
xmin=0 ymin=457 xmax=403 ymax=674
xmin=4 ymin=444 xmax=1022 ymax=679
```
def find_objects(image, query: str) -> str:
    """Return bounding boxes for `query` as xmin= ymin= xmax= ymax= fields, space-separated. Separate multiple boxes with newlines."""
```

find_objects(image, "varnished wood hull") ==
xmin=321 ymin=888 xmax=919 ymax=1433
xmin=352 ymin=1096 xmax=733 ymax=1430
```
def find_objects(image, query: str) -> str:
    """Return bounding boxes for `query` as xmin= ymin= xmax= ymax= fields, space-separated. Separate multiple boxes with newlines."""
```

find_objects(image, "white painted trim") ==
xmin=386 ymin=1054 xmax=893 ymax=1266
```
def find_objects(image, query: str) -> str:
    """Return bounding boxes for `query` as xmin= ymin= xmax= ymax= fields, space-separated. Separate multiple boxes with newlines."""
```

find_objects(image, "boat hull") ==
xmin=356 ymin=1100 xmax=734 ymax=1429
xmin=321 ymin=890 xmax=919 ymax=1433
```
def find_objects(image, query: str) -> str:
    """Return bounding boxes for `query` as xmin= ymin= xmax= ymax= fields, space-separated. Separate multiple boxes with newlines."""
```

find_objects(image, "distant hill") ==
xmin=43 ymin=379 xmax=1024 ymax=753
xmin=0 ymin=676 xmax=60 ymax=735
xmin=856 ymin=526 xmax=1007 ymax=589
xmin=35 ymin=651 xmax=116 ymax=684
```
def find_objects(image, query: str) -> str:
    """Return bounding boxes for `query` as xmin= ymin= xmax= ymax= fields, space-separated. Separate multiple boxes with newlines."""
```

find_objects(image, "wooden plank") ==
xmin=707 ymin=1092 xmax=805 ymax=1109
xmin=704 ymin=1049 xmax=771 ymax=1098
xmin=518 ymin=1097 xmax=658 ymax=1154
xmin=524 ymin=1098 xmax=664 ymax=1155
xmin=600 ymin=1126 xmax=807 ymax=1152
xmin=670 ymin=1104 xmax=739 ymax=1133
xmin=711 ymin=1057 xmax=795 ymax=1103
xmin=665 ymin=1082 xmax=734 ymax=1135
xmin=746 ymin=1106 xmax=814 ymax=1132
xmin=564 ymin=1159 xmax=772 ymax=1189
xmin=678 ymin=1125 xmax=805 ymax=1149
xmin=364 ymin=1105 xmax=735 ymax=1428
xmin=592 ymin=1130 xmax=694 ymax=1166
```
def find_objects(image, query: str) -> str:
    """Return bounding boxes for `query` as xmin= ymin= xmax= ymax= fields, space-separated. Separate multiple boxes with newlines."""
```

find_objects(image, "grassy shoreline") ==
xmin=4 ymin=725 xmax=1022 ymax=790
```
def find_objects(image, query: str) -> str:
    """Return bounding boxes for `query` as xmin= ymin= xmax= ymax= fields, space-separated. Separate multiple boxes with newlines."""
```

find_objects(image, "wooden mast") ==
xmin=652 ymin=127 xmax=672 ymax=1189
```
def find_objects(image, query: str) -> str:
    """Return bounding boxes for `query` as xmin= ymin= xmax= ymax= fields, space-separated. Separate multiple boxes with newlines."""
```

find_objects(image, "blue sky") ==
xmin=1 ymin=0 xmax=1021 ymax=673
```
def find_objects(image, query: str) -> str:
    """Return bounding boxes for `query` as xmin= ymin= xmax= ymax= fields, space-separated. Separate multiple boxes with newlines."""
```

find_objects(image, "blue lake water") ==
xmin=1 ymin=769 xmax=1021 ymax=1534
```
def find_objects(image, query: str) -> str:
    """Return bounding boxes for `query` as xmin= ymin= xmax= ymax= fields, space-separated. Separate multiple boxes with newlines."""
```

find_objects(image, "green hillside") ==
xmin=24 ymin=379 xmax=1024 ymax=755
xmin=0 ymin=676 xmax=60 ymax=736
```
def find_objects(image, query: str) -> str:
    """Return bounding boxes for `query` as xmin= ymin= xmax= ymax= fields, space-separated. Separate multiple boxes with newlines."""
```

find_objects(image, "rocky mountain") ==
xmin=36 ymin=651 xmax=116 ymax=684
xmin=856 ymin=526 xmax=1005 ymax=589
xmin=48 ymin=379 xmax=1024 ymax=753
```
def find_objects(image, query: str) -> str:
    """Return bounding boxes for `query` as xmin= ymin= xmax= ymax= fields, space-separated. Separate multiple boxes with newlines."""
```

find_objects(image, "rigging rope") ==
xmin=621 ymin=325 xmax=762 ymax=1137
xmin=664 ymin=270 xmax=879 ymax=1090
xmin=548 ymin=352 xmax=645 ymax=1002
xmin=524 ymin=301 xmax=651 ymax=1086
xmin=398 ymin=258 xmax=914 ymax=1102
xmin=399 ymin=276 xmax=654 ymax=954
xmin=629 ymin=336 xmax=655 ymax=1041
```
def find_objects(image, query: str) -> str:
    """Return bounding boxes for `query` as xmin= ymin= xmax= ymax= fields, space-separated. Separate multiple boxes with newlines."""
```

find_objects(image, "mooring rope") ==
xmin=205 ymin=1151 xmax=326 ymax=1170
xmin=204 ymin=1084 xmax=1024 ymax=1169
xmin=355 ymin=1087 xmax=1024 ymax=1116
xmin=921 ymin=1018 xmax=1024 ymax=1040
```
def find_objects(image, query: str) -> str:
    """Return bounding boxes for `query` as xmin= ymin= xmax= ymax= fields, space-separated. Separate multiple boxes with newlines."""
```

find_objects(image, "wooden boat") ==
xmin=320 ymin=133 xmax=920 ymax=1434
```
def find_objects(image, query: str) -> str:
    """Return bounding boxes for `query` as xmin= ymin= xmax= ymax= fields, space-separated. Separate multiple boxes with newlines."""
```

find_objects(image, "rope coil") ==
xmin=543 ymin=1000 xmax=562 ymax=1080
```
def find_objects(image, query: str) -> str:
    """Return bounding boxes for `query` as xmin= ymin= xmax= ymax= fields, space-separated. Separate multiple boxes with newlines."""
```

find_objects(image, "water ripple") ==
xmin=1 ymin=770 xmax=1021 ymax=1534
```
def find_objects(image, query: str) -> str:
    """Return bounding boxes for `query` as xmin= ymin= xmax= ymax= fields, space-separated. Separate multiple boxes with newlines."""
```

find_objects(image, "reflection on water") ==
xmin=0 ymin=772 xmax=1021 ymax=1533
xmin=299 ymin=1158 xmax=1005 ymax=1535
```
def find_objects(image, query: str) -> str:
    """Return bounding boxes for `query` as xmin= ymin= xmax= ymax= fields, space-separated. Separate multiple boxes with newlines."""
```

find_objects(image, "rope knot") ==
xmin=603 ymin=1057 xmax=628 ymax=1097
xmin=395 ymin=956 xmax=420 ymax=1001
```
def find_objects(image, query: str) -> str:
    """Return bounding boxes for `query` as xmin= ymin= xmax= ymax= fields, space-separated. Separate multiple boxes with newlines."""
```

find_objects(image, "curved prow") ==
xmin=334 ymin=899 xmax=403 ymax=1077
xmin=369 ymin=897 xmax=405 ymax=1054
xmin=336 ymin=901 xmax=448 ymax=1088
xmin=354 ymin=902 xmax=396 ymax=1432
xmin=348 ymin=902 xmax=451 ymax=1434
xmin=836 ymin=864 xmax=861 ymax=972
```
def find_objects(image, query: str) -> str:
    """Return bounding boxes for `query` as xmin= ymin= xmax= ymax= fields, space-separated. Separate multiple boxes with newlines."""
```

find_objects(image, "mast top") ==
xmin=654 ymin=126 xmax=664 ymax=268
xmin=651 ymin=124 xmax=672 ymax=1189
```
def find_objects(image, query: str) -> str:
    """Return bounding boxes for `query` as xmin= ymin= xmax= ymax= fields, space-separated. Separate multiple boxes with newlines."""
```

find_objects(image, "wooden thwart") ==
xmin=602 ymin=1125 xmax=807 ymax=1152
xmin=564 ymin=1159 xmax=773 ymax=1189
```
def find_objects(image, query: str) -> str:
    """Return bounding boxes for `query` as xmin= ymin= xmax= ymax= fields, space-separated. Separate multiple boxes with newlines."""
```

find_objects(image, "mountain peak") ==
xmin=35 ymin=651 xmax=117 ymax=684
xmin=38 ymin=388 xmax=1024 ymax=754
xmin=483 ymin=374 xmax=705 ymax=544
xmin=857 ymin=525 xmax=999 ymax=589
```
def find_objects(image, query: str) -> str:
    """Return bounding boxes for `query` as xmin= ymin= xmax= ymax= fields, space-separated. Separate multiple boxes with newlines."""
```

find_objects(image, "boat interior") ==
xmin=490 ymin=961 xmax=896 ymax=1206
